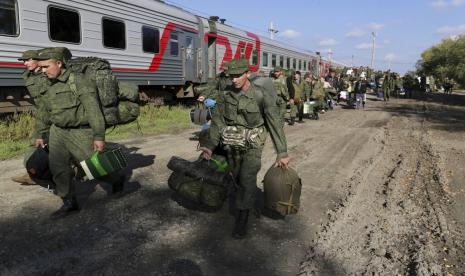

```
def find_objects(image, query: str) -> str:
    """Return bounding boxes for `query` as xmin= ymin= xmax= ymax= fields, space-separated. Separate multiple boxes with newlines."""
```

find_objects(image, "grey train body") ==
xmin=0 ymin=0 xmax=344 ymax=112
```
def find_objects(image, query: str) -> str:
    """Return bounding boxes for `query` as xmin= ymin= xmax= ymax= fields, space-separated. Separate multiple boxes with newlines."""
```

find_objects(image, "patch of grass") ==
xmin=106 ymin=105 xmax=194 ymax=140
xmin=0 ymin=105 xmax=194 ymax=160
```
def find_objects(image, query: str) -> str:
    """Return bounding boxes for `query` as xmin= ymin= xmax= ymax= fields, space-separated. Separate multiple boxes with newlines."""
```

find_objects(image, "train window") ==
xmin=251 ymin=49 xmax=258 ymax=65
xmin=271 ymin=54 xmax=276 ymax=68
xmin=170 ymin=33 xmax=179 ymax=56
xmin=262 ymin=52 xmax=268 ymax=67
xmin=185 ymin=36 xmax=193 ymax=60
xmin=298 ymin=60 xmax=302 ymax=70
xmin=279 ymin=56 xmax=284 ymax=68
xmin=142 ymin=26 xmax=160 ymax=53
xmin=286 ymin=57 xmax=290 ymax=69
xmin=102 ymin=18 xmax=126 ymax=49
xmin=0 ymin=0 xmax=18 ymax=36
xmin=293 ymin=58 xmax=296 ymax=69
xmin=49 ymin=6 xmax=80 ymax=43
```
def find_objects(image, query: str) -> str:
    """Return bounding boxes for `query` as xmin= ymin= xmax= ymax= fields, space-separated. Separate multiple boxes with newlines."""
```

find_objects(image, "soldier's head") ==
xmin=37 ymin=47 xmax=72 ymax=79
xmin=273 ymin=66 xmax=283 ymax=77
xmin=224 ymin=58 xmax=251 ymax=90
xmin=294 ymin=71 xmax=302 ymax=81
xmin=18 ymin=50 xmax=40 ymax=71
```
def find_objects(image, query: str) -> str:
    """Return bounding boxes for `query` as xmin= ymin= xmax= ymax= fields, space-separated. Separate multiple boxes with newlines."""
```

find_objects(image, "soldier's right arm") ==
xmin=202 ymin=93 xmax=226 ymax=151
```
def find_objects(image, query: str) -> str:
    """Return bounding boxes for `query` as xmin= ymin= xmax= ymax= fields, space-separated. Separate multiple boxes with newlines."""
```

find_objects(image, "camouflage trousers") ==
xmin=226 ymin=146 xmax=264 ymax=210
xmin=384 ymin=90 xmax=391 ymax=101
xmin=49 ymin=125 xmax=120 ymax=198
xmin=290 ymin=99 xmax=303 ymax=119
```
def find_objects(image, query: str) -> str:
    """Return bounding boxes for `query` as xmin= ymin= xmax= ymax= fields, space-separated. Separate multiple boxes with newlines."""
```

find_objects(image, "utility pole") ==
xmin=351 ymin=54 xmax=354 ymax=67
xmin=268 ymin=22 xmax=278 ymax=40
xmin=370 ymin=32 xmax=376 ymax=69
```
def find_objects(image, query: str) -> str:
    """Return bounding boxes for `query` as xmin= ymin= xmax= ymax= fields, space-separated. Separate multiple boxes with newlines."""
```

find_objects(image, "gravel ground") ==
xmin=1 ymin=92 xmax=464 ymax=275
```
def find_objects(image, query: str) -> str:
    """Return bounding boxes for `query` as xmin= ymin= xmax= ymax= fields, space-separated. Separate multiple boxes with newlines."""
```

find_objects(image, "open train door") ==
xmin=180 ymin=32 xmax=198 ymax=82
xmin=207 ymin=17 xmax=218 ymax=79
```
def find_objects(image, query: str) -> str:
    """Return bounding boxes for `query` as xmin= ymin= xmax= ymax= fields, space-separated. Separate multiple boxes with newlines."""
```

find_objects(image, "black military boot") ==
xmin=297 ymin=116 xmax=304 ymax=123
xmin=232 ymin=209 xmax=250 ymax=239
xmin=288 ymin=117 xmax=295 ymax=126
xmin=50 ymin=197 xmax=79 ymax=220
xmin=111 ymin=174 xmax=126 ymax=196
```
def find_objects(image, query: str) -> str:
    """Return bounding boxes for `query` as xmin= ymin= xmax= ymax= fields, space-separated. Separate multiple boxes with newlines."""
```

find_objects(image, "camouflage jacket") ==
xmin=22 ymin=69 xmax=48 ymax=104
xmin=36 ymin=69 xmax=106 ymax=140
xmin=302 ymin=80 xmax=312 ymax=100
xmin=23 ymin=69 xmax=50 ymax=139
xmin=272 ymin=75 xmax=289 ymax=101
xmin=312 ymin=80 xmax=325 ymax=100
xmin=204 ymin=83 xmax=288 ymax=158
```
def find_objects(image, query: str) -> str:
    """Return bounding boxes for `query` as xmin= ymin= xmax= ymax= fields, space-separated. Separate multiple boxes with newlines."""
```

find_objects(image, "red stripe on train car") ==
xmin=114 ymin=21 xmax=196 ymax=72
xmin=0 ymin=61 xmax=24 ymax=67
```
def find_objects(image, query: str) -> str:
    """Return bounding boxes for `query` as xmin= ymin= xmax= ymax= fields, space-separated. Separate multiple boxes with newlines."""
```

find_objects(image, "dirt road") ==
xmin=1 ymin=93 xmax=464 ymax=275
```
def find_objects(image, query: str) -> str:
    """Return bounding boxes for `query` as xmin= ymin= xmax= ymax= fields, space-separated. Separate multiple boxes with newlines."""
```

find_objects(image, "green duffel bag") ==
xmin=263 ymin=165 xmax=302 ymax=216
xmin=167 ymin=155 xmax=228 ymax=208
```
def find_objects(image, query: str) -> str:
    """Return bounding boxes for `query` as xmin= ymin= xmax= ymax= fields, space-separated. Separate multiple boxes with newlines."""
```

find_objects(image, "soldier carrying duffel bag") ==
xmin=262 ymin=165 xmax=302 ymax=219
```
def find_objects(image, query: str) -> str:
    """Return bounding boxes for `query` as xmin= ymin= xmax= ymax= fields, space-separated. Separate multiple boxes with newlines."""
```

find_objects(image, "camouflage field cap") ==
xmin=18 ymin=50 xmax=39 ymax=61
xmin=224 ymin=58 xmax=250 ymax=75
xmin=274 ymin=66 xmax=283 ymax=71
xmin=37 ymin=47 xmax=72 ymax=64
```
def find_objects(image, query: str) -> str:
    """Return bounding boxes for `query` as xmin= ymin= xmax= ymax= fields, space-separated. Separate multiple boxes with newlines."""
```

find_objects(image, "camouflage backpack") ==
xmin=68 ymin=57 xmax=140 ymax=127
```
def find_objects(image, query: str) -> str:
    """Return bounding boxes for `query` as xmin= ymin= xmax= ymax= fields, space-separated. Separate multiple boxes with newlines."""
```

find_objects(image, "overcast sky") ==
xmin=165 ymin=0 xmax=464 ymax=74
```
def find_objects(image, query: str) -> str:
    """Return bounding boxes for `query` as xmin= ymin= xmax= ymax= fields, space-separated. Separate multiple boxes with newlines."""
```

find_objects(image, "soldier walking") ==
xmin=199 ymin=58 xmax=290 ymax=239
xmin=35 ymin=48 xmax=124 ymax=219
xmin=272 ymin=66 xmax=289 ymax=126
xmin=11 ymin=50 xmax=45 ymax=185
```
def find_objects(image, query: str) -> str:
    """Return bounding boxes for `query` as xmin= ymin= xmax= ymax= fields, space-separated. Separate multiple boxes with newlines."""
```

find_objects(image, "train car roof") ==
xmin=116 ymin=0 xmax=198 ymax=22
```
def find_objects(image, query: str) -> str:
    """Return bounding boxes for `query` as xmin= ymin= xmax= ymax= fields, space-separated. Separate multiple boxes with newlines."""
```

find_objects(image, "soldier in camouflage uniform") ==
xmin=272 ymin=66 xmax=289 ymax=127
xmin=382 ymin=72 xmax=394 ymax=101
xmin=199 ymin=58 xmax=290 ymax=239
xmin=291 ymin=71 xmax=305 ymax=123
xmin=35 ymin=48 xmax=124 ymax=219
xmin=11 ymin=50 xmax=47 ymax=185
xmin=12 ymin=48 xmax=73 ymax=186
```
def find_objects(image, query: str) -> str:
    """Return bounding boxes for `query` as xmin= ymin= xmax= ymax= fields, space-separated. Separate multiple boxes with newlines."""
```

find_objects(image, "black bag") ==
xmin=263 ymin=166 xmax=302 ymax=217
xmin=25 ymin=146 xmax=52 ymax=181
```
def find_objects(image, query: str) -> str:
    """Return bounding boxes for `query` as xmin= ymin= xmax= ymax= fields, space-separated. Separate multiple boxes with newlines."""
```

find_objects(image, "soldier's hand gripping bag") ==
xmin=263 ymin=165 xmax=302 ymax=217
xmin=25 ymin=146 xmax=52 ymax=180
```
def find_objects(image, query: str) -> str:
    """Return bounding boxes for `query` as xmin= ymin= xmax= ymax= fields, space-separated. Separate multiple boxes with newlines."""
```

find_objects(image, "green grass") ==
xmin=0 ymin=105 xmax=194 ymax=160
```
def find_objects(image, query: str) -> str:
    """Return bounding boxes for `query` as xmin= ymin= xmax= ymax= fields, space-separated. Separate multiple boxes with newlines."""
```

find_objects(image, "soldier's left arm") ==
xmin=261 ymin=90 xmax=288 ymax=159
xmin=74 ymin=74 xmax=106 ymax=141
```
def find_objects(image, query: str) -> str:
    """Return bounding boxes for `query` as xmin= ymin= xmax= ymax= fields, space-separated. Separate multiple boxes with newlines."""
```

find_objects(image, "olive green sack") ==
xmin=263 ymin=166 xmax=302 ymax=216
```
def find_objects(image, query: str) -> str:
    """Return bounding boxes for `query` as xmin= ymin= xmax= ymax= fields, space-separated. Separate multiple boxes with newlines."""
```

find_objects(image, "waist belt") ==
xmin=221 ymin=125 xmax=265 ymax=149
xmin=55 ymin=124 xmax=91 ymax=129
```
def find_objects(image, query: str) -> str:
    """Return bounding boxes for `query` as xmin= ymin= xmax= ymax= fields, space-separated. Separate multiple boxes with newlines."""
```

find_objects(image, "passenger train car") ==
xmin=0 ymin=0 xmax=343 ymax=112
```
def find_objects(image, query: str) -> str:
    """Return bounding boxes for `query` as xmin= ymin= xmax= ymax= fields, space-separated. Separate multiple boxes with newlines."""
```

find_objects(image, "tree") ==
xmin=417 ymin=35 xmax=465 ymax=88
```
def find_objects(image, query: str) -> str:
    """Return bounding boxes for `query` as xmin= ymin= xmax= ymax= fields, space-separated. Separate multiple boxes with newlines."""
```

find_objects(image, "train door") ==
xmin=180 ymin=32 xmax=197 ymax=82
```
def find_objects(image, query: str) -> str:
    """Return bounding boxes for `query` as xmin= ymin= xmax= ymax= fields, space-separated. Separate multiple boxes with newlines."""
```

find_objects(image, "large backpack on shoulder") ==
xmin=68 ymin=57 xmax=140 ymax=127
xmin=263 ymin=165 xmax=302 ymax=216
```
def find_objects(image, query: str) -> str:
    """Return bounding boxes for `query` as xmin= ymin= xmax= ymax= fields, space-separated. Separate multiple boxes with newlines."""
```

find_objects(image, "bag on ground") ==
xmin=263 ymin=165 xmax=302 ymax=216
xmin=167 ymin=155 xmax=229 ymax=208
